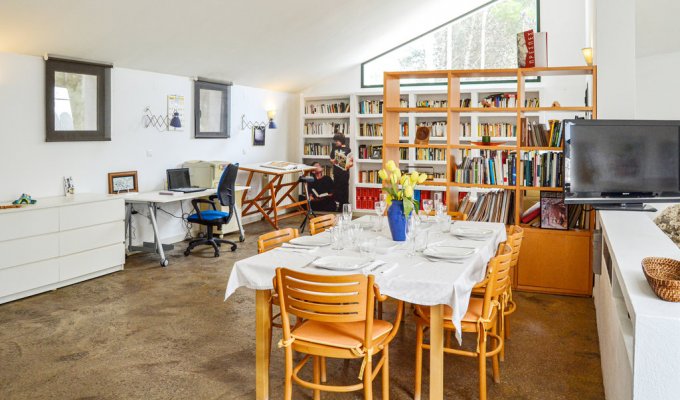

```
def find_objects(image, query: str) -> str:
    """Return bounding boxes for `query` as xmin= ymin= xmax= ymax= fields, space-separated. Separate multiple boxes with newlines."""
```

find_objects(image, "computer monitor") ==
xmin=167 ymin=168 xmax=192 ymax=189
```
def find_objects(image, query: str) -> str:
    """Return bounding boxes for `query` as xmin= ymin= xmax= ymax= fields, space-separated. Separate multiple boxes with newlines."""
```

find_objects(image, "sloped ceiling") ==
xmin=0 ymin=0 xmax=486 ymax=92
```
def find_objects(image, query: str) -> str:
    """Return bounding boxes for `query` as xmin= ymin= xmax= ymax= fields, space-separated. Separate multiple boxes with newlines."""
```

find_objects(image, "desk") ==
xmin=125 ymin=187 xmax=247 ymax=267
xmin=240 ymin=163 xmax=314 ymax=230
xmin=224 ymin=216 xmax=507 ymax=399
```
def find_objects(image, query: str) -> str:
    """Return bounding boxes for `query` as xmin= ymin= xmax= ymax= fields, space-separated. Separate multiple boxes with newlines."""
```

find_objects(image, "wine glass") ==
xmin=374 ymin=201 xmax=386 ymax=231
xmin=422 ymin=199 xmax=434 ymax=217
xmin=379 ymin=192 xmax=388 ymax=207
xmin=405 ymin=214 xmax=418 ymax=257
xmin=342 ymin=203 xmax=352 ymax=223
xmin=433 ymin=192 xmax=443 ymax=206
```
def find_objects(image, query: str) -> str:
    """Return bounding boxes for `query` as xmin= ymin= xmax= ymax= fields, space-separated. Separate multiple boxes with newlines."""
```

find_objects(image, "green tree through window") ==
xmin=361 ymin=0 xmax=538 ymax=87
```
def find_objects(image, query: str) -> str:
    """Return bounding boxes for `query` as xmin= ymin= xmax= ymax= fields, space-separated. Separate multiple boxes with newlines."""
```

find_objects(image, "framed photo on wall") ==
xmin=108 ymin=171 xmax=138 ymax=194
xmin=253 ymin=126 xmax=265 ymax=146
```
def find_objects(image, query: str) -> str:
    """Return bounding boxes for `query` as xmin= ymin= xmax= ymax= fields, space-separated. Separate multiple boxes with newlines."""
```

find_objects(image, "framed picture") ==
xmin=194 ymin=79 xmax=231 ymax=138
xmin=253 ymin=126 xmax=266 ymax=146
xmin=108 ymin=171 xmax=138 ymax=194
xmin=540 ymin=192 xmax=567 ymax=230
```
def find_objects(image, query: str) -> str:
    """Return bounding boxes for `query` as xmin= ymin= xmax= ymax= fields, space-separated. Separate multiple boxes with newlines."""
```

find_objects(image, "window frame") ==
xmin=360 ymin=0 xmax=540 ymax=88
xmin=45 ymin=58 xmax=112 ymax=142
xmin=194 ymin=79 xmax=232 ymax=139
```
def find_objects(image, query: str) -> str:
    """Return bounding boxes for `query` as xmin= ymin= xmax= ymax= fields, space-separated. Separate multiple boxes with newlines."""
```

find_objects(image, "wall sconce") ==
xmin=241 ymin=109 xmax=277 ymax=130
xmin=144 ymin=107 xmax=182 ymax=131
xmin=582 ymin=47 xmax=593 ymax=66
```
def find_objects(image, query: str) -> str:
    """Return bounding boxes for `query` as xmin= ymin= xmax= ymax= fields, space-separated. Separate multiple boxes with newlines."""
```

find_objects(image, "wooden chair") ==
xmin=309 ymin=214 xmax=336 ymax=235
xmin=257 ymin=228 xmax=299 ymax=253
xmin=421 ymin=210 xmax=468 ymax=221
xmin=414 ymin=244 xmax=512 ymax=400
xmin=502 ymin=226 xmax=523 ymax=342
xmin=275 ymin=268 xmax=404 ymax=400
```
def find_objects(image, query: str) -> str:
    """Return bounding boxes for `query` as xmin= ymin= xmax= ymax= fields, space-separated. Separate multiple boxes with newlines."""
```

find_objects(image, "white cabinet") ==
xmin=0 ymin=194 xmax=125 ymax=304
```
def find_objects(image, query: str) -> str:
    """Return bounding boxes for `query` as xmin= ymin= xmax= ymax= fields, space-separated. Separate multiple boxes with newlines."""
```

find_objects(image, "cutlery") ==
xmin=424 ymin=255 xmax=463 ymax=264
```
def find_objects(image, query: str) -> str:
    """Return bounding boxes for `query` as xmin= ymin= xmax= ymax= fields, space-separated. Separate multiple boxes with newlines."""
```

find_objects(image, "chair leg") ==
xmin=284 ymin=347 xmax=293 ymax=400
xmin=492 ymin=325 xmax=501 ymax=384
xmin=320 ymin=356 xmax=327 ymax=383
xmin=313 ymin=356 xmax=321 ymax=400
xmin=381 ymin=345 xmax=390 ymax=400
xmin=377 ymin=300 xmax=383 ymax=320
xmin=479 ymin=333 xmax=487 ymax=400
xmin=505 ymin=315 xmax=511 ymax=339
xmin=414 ymin=321 xmax=423 ymax=400
xmin=499 ymin=316 xmax=506 ymax=362
xmin=363 ymin=354 xmax=373 ymax=400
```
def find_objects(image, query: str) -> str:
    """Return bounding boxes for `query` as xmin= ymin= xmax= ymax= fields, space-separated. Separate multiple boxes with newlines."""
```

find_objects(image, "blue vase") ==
xmin=387 ymin=200 xmax=409 ymax=241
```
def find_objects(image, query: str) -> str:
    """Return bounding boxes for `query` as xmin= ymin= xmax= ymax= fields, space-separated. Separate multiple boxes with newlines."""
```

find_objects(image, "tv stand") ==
xmin=593 ymin=203 xmax=657 ymax=212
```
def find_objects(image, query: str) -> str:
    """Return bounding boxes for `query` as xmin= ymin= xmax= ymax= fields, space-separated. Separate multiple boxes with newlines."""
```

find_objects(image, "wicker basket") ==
xmin=642 ymin=257 xmax=680 ymax=302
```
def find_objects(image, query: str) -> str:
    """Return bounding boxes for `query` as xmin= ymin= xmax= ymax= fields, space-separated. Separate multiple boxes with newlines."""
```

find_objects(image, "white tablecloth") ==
xmin=224 ymin=216 xmax=506 ymax=343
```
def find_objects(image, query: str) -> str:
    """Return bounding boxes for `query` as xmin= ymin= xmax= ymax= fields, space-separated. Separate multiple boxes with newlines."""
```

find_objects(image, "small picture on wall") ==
xmin=108 ymin=171 xmax=138 ymax=194
xmin=253 ymin=126 xmax=266 ymax=146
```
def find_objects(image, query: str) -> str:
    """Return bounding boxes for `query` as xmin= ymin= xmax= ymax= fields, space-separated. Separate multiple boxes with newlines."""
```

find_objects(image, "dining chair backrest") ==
xmin=481 ymin=244 xmax=513 ymax=319
xmin=506 ymin=225 xmax=524 ymax=269
xmin=276 ymin=268 xmax=374 ymax=324
xmin=309 ymin=214 xmax=336 ymax=235
xmin=448 ymin=211 xmax=468 ymax=221
xmin=258 ymin=228 xmax=299 ymax=253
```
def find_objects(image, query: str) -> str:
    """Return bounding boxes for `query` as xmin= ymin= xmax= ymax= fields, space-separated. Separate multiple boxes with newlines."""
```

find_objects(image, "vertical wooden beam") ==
xmin=383 ymin=73 xmax=401 ymax=169
xmin=255 ymin=289 xmax=272 ymax=400
xmin=447 ymin=72 xmax=461 ymax=212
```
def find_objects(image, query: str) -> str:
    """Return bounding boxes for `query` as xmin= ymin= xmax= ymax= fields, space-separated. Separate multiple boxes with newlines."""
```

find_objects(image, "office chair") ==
xmin=184 ymin=163 xmax=239 ymax=257
xmin=298 ymin=175 xmax=317 ymax=233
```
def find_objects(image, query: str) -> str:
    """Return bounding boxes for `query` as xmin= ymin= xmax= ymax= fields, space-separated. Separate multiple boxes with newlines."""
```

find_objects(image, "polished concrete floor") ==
xmin=0 ymin=217 xmax=604 ymax=399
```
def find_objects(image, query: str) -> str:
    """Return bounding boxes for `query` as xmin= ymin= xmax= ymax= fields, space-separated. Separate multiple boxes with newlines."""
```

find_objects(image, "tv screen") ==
xmin=564 ymin=120 xmax=680 ymax=204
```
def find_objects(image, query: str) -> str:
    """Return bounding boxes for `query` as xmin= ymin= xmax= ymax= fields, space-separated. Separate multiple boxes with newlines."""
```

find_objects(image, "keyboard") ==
xmin=169 ymin=187 xmax=207 ymax=193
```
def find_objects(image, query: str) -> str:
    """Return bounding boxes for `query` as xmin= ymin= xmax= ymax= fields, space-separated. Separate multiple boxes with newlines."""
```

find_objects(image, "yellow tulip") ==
xmin=385 ymin=160 xmax=397 ymax=172
xmin=378 ymin=169 xmax=387 ymax=181
xmin=410 ymin=171 xmax=419 ymax=184
xmin=404 ymin=185 xmax=414 ymax=198
xmin=400 ymin=175 xmax=409 ymax=186
xmin=418 ymin=173 xmax=428 ymax=183
xmin=390 ymin=173 xmax=398 ymax=185
xmin=394 ymin=169 xmax=401 ymax=180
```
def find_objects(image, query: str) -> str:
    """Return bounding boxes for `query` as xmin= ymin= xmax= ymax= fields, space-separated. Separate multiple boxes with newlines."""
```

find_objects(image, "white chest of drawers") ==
xmin=0 ymin=194 xmax=125 ymax=304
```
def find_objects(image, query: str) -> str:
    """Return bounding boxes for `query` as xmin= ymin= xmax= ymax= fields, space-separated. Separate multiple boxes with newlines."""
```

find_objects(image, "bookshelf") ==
xmin=383 ymin=66 xmax=597 ymax=296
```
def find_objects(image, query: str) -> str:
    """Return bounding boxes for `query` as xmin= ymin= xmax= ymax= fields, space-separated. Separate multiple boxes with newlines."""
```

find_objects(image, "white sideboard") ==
xmin=594 ymin=209 xmax=680 ymax=399
xmin=0 ymin=194 xmax=125 ymax=304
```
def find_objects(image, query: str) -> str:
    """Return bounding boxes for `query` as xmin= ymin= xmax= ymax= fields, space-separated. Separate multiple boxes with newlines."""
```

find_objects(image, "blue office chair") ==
xmin=184 ymin=163 xmax=239 ymax=257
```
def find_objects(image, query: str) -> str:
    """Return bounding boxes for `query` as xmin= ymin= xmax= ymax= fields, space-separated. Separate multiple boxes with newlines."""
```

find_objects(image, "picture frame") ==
xmin=253 ymin=126 xmax=266 ymax=146
xmin=540 ymin=191 xmax=567 ymax=230
xmin=108 ymin=171 xmax=138 ymax=194
xmin=194 ymin=79 xmax=231 ymax=139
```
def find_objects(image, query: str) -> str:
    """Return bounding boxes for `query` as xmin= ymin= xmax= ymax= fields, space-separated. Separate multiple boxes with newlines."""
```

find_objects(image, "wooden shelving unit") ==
xmin=383 ymin=66 xmax=597 ymax=296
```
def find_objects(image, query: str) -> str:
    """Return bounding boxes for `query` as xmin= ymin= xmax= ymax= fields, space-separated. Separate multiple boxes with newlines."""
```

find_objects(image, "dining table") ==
xmin=224 ymin=215 xmax=507 ymax=400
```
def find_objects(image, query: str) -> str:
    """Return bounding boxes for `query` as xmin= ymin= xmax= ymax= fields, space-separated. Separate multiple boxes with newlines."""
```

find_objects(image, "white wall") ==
xmin=0 ymin=51 xmax=296 ymax=243
xmin=636 ymin=51 xmax=680 ymax=119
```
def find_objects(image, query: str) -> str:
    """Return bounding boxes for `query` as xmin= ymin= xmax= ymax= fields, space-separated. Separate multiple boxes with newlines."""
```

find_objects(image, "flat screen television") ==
xmin=564 ymin=119 xmax=680 ymax=210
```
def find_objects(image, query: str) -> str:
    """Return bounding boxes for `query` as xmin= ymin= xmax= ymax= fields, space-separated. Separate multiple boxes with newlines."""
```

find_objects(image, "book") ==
xmin=517 ymin=30 xmax=548 ymax=68
xmin=457 ymin=190 xmax=514 ymax=224
xmin=540 ymin=192 xmax=567 ymax=230
xmin=311 ymin=189 xmax=330 ymax=198
xmin=262 ymin=161 xmax=301 ymax=170
xmin=334 ymin=151 xmax=349 ymax=171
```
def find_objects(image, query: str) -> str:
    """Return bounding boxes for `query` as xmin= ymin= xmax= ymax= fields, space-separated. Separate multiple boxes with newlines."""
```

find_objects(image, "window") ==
xmin=194 ymin=79 xmax=232 ymax=139
xmin=46 ymin=57 xmax=111 ymax=141
xmin=361 ymin=0 xmax=539 ymax=87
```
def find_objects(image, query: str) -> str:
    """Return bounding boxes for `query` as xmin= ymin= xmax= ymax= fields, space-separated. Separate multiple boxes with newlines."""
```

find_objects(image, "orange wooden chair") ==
xmin=501 ymin=226 xmax=523 ymax=341
xmin=257 ymin=228 xmax=299 ymax=253
xmin=422 ymin=210 xmax=468 ymax=221
xmin=414 ymin=244 xmax=512 ymax=400
xmin=275 ymin=268 xmax=404 ymax=400
xmin=309 ymin=214 xmax=336 ymax=235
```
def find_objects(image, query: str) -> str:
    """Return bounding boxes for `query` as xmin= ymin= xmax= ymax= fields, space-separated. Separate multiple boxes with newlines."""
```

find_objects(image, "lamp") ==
xmin=267 ymin=110 xmax=277 ymax=129
xmin=582 ymin=47 xmax=593 ymax=66
xmin=169 ymin=111 xmax=182 ymax=128
xmin=143 ymin=107 xmax=182 ymax=131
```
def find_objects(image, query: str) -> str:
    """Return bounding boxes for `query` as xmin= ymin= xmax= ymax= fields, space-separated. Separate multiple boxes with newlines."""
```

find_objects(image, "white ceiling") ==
xmin=0 ymin=0 xmax=486 ymax=92
xmin=635 ymin=0 xmax=680 ymax=58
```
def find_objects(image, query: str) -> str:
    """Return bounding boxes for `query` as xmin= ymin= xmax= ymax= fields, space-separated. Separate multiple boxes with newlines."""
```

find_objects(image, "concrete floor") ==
xmin=0 ymin=217 xmax=605 ymax=399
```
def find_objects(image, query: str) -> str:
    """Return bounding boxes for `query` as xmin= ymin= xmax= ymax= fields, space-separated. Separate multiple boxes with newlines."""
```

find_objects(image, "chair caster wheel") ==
xmin=160 ymin=259 xmax=169 ymax=267
xmin=231 ymin=245 xmax=237 ymax=251
xmin=184 ymin=250 xmax=190 ymax=257
xmin=214 ymin=252 xmax=220 ymax=258
xmin=239 ymin=235 xmax=245 ymax=242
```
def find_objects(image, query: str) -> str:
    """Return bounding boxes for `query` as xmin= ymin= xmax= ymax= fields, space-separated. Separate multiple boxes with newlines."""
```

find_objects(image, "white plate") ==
xmin=312 ymin=256 xmax=369 ymax=271
xmin=423 ymin=245 xmax=477 ymax=260
xmin=290 ymin=235 xmax=331 ymax=247
xmin=450 ymin=227 xmax=493 ymax=239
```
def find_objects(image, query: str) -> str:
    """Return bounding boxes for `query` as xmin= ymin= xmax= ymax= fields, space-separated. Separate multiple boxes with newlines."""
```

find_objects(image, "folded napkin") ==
xmin=282 ymin=243 xmax=319 ymax=251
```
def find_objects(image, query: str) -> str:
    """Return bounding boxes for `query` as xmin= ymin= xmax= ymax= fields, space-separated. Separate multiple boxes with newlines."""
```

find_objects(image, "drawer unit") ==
xmin=60 ymin=198 xmax=124 ymax=231
xmin=0 ymin=233 xmax=59 ymax=270
xmin=60 ymin=243 xmax=125 ymax=281
xmin=0 ymin=208 xmax=59 ymax=242
xmin=0 ymin=259 xmax=60 ymax=298
xmin=59 ymin=221 xmax=124 ymax=256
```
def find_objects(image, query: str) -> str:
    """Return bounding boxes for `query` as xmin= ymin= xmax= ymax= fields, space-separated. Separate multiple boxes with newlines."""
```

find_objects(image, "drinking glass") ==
xmin=422 ymin=199 xmax=434 ymax=217
xmin=405 ymin=214 xmax=418 ymax=257
xmin=379 ymin=193 xmax=388 ymax=207
xmin=330 ymin=227 xmax=344 ymax=250
xmin=370 ymin=215 xmax=381 ymax=232
xmin=433 ymin=192 xmax=443 ymax=206
xmin=359 ymin=238 xmax=377 ymax=259
xmin=374 ymin=201 xmax=386 ymax=231
xmin=342 ymin=203 xmax=352 ymax=222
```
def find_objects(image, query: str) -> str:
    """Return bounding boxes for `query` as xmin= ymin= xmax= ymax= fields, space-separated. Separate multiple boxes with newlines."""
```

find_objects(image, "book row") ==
xmin=520 ymin=151 xmax=564 ymax=188
xmin=520 ymin=118 xmax=565 ymax=147
xmin=358 ymin=170 xmax=382 ymax=184
xmin=480 ymin=93 xmax=518 ymax=108
xmin=477 ymin=122 xmax=517 ymax=137
xmin=416 ymin=99 xmax=448 ymax=108
xmin=358 ymin=123 xmax=383 ymax=137
xmin=454 ymin=151 xmax=517 ymax=186
xmin=416 ymin=121 xmax=446 ymax=137
xmin=521 ymin=194 xmax=591 ymax=230
xmin=303 ymin=143 xmax=331 ymax=156
xmin=304 ymin=102 xmax=350 ymax=115
xmin=357 ymin=144 xmax=382 ymax=160
xmin=415 ymin=148 xmax=446 ymax=161
xmin=457 ymin=190 xmax=514 ymax=224
xmin=304 ymin=122 xmax=348 ymax=136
